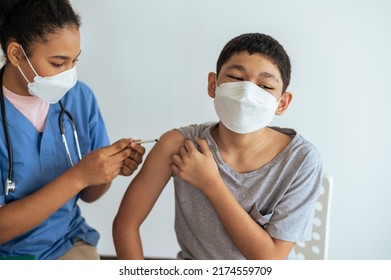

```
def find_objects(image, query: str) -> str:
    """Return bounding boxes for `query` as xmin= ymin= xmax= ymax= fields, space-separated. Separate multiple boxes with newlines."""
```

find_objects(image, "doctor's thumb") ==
xmin=106 ymin=138 xmax=132 ymax=156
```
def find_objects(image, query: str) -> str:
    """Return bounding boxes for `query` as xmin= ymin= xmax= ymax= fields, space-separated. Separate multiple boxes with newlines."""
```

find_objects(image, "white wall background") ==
xmin=70 ymin=0 xmax=391 ymax=259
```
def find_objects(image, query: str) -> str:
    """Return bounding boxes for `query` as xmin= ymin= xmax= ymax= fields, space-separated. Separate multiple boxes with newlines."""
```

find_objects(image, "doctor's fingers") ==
xmin=128 ymin=149 xmax=144 ymax=164
xmin=89 ymin=147 xmax=131 ymax=170
xmin=120 ymin=158 xmax=140 ymax=176
xmin=80 ymin=159 xmax=123 ymax=185
xmin=108 ymin=147 xmax=132 ymax=164
xmin=103 ymin=138 xmax=132 ymax=157
xmin=129 ymin=142 xmax=146 ymax=157
xmin=104 ymin=160 xmax=128 ymax=178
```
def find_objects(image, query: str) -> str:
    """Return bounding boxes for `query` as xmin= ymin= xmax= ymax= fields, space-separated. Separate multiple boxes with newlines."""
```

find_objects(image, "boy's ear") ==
xmin=207 ymin=72 xmax=217 ymax=98
xmin=276 ymin=92 xmax=293 ymax=115
xmin=7 ymin=41 xmax=24 ymax=67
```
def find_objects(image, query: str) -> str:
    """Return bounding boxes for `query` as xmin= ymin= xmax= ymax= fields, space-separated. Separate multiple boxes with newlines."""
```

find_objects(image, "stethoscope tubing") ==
xmin=59 ymin=100 xmax=82 ymax=167
xmin=0 ymin=67 xmax=14 ymax=197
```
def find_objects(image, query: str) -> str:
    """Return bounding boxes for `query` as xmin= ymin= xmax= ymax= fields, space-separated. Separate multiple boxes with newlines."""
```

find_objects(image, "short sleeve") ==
xmin=249 ymin=205 xmax=273 ymax=228
xmin=266 ymin=149 xmax=323 ymax=242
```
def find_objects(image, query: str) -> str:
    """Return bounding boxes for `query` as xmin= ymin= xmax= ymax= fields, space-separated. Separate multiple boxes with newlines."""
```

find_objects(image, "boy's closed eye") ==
xmin=259 ymin=84 xmax=274 ymax=90
xmin=227 ymin=74 xmax=244 ymax=81
xmin=226 ymin=75 xmax=274 ymax=90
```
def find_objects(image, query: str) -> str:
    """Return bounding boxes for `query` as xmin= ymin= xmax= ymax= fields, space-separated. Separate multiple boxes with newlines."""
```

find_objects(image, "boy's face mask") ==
xmin=214 ymin=81 xmax=280 ymax=134
xmin=17 ymin=45 xmax=77 ymax=104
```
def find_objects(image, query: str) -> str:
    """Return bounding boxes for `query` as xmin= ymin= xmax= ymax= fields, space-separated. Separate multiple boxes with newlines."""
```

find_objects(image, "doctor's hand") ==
xmin=74 ymin=138 xmax=132 ymax=188
xmin=171 ymin=137 xmax=222 ymax=192
xmin=120 ymin=140 xmax=146 ymax=176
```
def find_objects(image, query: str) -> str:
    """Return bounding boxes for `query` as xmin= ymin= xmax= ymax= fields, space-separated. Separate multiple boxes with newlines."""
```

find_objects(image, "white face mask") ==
xmin=214 ymin=81 xmax=280 ymax=134
xmin=17 ymin=46 xmax=77 ymax=104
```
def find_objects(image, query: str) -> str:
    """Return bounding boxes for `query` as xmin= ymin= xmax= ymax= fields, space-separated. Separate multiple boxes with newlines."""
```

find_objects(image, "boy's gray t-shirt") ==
xmin=173 ymin=122 xmax=323 ymax=260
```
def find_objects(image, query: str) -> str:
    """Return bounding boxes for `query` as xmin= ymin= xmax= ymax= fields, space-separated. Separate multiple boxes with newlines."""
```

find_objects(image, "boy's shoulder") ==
xmin=270 ymin=126 xmax=322 ymax=162
xmin=269 ymin=126 xmax=296 ymax=137
xmin=174 ymin=122 xmax=217 ymax=139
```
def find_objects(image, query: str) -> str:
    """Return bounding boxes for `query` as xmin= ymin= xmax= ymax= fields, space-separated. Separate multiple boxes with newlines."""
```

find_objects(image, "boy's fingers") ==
xmin=172 ymin=154 xmax=182 ymax=166
xmin=195 ymin=137 xmax=212 ymax=157
xmin=184 ymin=140 xmax=196 ymax=152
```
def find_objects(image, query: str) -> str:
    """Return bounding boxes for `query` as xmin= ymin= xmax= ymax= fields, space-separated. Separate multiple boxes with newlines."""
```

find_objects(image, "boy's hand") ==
xmin=172 ymin=136 xmax=222 ymax=191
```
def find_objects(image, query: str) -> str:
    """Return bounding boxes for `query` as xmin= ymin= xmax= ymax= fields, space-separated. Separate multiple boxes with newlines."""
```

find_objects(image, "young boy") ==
xmin=113 ymin=33 xmax=323 ymax=260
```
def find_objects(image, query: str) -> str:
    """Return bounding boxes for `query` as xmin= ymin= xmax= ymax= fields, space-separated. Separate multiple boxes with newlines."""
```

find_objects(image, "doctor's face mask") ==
xmin=17 ymin=46 xmax=77 ymax=104
xmin=214 ymin=81 xmax=280 ymax=134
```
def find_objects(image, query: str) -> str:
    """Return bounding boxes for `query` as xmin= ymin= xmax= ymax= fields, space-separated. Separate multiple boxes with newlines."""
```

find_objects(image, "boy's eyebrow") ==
xmin=259 ymin=72 xmax=279 ymax=83
xmin=227 ymin=64 xmax=279 ymax=83
xmin=227 ymin=64 xmax=247 ymax=73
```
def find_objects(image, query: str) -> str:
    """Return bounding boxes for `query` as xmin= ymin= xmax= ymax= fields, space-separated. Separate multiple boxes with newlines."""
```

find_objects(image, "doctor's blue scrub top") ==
xmin=0 ymin=81 xmax=110 ymax=259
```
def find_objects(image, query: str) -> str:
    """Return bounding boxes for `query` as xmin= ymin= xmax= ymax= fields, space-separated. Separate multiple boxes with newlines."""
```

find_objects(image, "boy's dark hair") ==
xmin=216 ymin=33 xmax=291 ymax=93
xmin=0 ymin=0 xmax=81 ymax=58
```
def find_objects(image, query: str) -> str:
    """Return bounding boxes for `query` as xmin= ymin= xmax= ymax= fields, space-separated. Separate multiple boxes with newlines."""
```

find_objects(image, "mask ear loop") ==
xmin=17 ymin=45 xmax=39 ymax=83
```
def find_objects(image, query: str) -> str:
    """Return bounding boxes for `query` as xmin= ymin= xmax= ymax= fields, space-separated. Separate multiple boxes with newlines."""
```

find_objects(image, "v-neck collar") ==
xmin=203 ymin=124 xmax=299 ymax=178
xmin=4 ymin=97 xmax=57 ymax=151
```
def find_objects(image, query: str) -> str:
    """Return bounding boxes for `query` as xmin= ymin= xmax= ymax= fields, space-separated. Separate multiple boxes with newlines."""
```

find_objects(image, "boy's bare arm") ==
xmin=203 ymin=180 xmax=295 ymax=259
xmin=113 ymin=130 xmax=185 ymax=259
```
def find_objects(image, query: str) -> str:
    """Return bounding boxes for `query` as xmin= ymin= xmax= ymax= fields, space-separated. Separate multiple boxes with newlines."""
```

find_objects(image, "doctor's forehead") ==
xmin=30 ymin=27 xmax=81 ymax=58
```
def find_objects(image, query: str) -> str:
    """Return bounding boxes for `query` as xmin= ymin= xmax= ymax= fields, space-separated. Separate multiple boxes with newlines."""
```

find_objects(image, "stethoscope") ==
xmin=0 ymin=66 xmax=82 ymax=200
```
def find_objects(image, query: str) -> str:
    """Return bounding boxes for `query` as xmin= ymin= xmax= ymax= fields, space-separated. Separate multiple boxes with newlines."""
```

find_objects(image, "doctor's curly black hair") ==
xmin=0 ymin=0 xmax=80 ymax=59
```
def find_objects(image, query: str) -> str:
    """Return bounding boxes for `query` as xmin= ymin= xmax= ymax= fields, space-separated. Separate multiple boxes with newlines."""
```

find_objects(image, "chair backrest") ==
xmin=294 ymin=173 xmax=333 ymax=260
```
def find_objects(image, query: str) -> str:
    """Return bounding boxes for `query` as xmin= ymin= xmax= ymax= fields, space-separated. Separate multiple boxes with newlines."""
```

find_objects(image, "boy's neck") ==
xmin=211 ymin=122 xmax=292 ymax=173
xmin=211 ymin=122 xmax=272 ymax=153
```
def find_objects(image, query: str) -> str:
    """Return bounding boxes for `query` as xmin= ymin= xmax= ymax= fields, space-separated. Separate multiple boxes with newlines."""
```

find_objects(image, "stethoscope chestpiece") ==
xmin=5 ymin=178 xmax=15 ymax=196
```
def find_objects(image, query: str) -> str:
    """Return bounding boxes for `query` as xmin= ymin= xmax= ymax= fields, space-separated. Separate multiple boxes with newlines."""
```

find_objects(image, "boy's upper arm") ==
xmin=116 ymin=129 xmax=186 ymax=225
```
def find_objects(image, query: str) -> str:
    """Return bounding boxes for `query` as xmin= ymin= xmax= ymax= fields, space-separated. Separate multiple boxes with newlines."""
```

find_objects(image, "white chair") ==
xmin=294 ymin=173 xmax=333 ymax=260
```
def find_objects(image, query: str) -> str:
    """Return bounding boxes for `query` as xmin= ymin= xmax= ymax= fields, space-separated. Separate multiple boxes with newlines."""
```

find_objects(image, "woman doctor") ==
xmin=0 ymin=0 xmax=145 ymax=259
